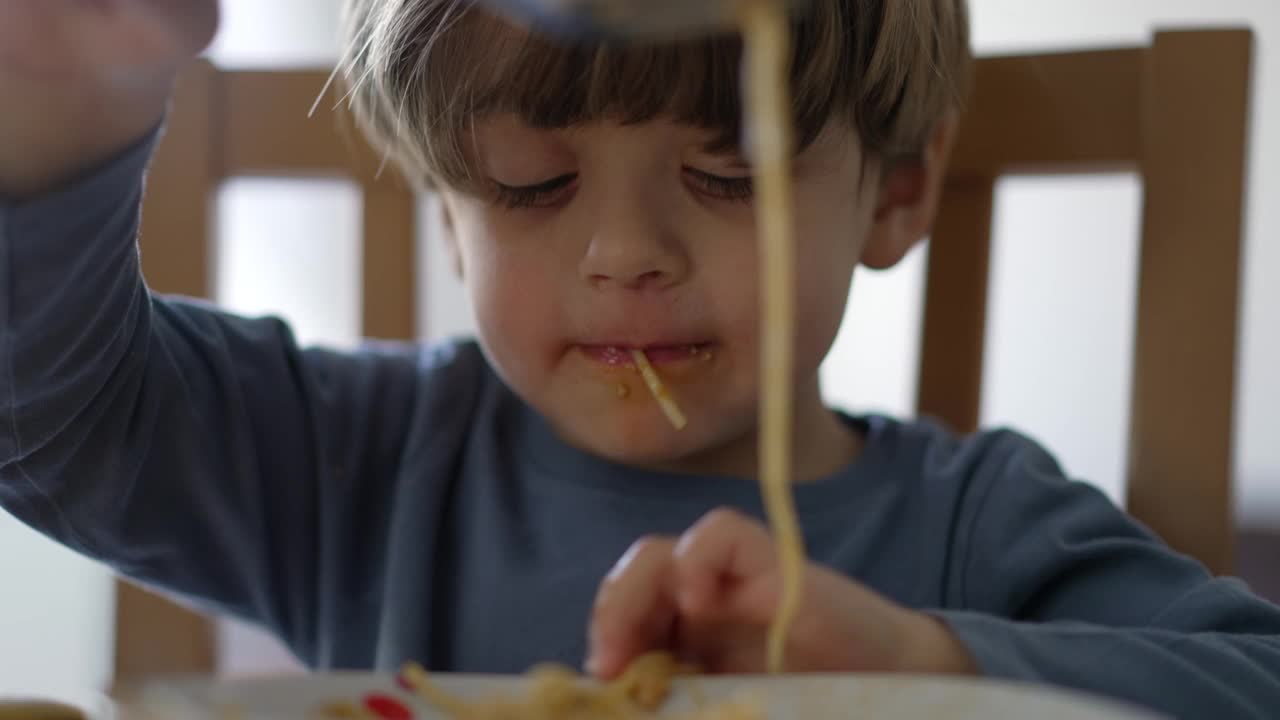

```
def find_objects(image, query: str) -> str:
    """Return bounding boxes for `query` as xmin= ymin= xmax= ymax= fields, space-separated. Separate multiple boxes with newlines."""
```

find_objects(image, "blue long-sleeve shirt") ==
xmin=3 ymin=129 xmax=1280 ymax=719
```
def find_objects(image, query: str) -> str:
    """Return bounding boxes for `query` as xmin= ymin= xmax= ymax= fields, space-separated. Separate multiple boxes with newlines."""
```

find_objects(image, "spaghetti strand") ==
xmin=740 ymin=0 xmax=806 ymax=675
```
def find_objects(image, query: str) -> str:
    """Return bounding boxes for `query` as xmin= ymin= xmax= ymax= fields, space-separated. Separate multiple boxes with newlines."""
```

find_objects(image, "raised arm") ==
xmin=1 ymin=1 xmax=458 ymax=665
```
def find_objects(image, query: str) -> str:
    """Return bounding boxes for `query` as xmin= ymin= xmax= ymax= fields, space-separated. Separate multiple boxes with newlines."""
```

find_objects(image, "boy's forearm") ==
xmin=936 ymin=609 xmax=1280 ymax=718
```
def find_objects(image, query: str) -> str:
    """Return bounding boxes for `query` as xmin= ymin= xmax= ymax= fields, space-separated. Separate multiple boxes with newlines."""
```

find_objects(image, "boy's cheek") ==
xmin=771 ymin=246 xmax=853 ymax=371
xmin=473 ymin=288 xmax=559 ymax=367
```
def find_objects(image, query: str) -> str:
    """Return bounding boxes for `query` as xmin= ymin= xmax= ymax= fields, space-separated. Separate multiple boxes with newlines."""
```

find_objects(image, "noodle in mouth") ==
xmin=631 ymin=350 xmax=689 ymax=430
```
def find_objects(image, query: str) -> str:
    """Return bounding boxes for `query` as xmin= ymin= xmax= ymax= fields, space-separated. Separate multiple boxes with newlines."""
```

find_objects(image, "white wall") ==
xmin=215 ymin=179 xmax=364 ymax=349
xmin=0 ymin=521 xmax=115 ymax=698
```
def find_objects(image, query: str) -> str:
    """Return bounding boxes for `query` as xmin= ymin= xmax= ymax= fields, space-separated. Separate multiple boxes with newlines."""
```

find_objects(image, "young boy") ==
xmin=2 ymin=0 xmax=1279 ymax=717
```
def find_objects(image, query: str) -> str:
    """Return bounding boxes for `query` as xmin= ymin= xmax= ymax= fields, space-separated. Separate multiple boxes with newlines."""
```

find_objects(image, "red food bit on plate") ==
xmin=395 ymin=671 xmax=414 ymax=692
xmin=364 ymin=693 xmax=414 ymax=720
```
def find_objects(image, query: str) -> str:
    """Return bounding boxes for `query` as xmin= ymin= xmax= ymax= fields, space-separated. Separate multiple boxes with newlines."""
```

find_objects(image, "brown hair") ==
xmin=340 ymin=0 xmax=971 ymax=190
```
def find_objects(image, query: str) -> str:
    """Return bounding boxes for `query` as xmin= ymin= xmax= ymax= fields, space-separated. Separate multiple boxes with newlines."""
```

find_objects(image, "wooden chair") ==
xmin=920 ymin=29 xmax=1253 ymax=578
xmin=118 ymin=28 xmax=1253 ymax=681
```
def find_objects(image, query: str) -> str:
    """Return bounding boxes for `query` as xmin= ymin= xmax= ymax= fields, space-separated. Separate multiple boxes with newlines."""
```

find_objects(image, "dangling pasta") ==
xmin=738 ymin=0 xmax=806 ymax=675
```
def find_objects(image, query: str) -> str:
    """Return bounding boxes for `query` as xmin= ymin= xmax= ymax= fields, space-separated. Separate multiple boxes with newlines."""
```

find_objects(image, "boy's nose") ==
xmin=579 ymin=227 xmax=690 ymax=292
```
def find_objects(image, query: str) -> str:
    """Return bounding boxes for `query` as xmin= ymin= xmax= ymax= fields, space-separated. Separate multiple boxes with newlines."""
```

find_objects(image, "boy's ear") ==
xmin=861 ymin=115 xmax=959 ymax=270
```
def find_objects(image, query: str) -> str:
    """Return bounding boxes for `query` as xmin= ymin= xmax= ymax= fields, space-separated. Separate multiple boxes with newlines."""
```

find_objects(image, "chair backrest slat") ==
xmin=949 ymin=47 xmax=1143 ymax=176
xmin=917 ymin=177 xmax=996 ymax=433
xmin=363 ymin=179 xmax=419 ymax=340
xmin=1128 ymin=30 xmax=1252 ymax=576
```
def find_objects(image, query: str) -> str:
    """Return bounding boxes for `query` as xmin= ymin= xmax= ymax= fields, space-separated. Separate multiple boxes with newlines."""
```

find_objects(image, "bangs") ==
xmin=481 ymin=31 xmax=756 ymax=149
xmin=344 ymin=0 xmax=969 ymax=190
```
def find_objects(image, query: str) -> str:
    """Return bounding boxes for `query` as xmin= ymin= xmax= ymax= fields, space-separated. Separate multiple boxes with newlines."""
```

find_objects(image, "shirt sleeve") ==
xmin=935 ymin=431 xmax=1280 ymax=719
xmin=0 ymin=126 xmax=468 ymax=665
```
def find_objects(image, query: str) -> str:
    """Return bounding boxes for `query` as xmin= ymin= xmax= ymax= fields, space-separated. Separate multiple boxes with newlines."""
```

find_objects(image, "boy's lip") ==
xmin=576 ymin=342 xmax=715 ymax=368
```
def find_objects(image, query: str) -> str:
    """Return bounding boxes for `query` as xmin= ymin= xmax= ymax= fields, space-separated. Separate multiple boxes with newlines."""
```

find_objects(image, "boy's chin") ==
xmin=558 ymin=416 xmax=713 ymax=470
xmin=583 ymin=429 xmax=688 ymax=466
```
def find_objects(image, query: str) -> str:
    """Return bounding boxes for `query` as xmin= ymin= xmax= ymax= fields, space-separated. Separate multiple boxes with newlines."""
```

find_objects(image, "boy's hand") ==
xmin=0 ymin=0 xmax=219 ymax=197
xmin=587 ymin=509 xmax=977 ymax=678
xmin=0 ymin=0 xmax=217 ymax=83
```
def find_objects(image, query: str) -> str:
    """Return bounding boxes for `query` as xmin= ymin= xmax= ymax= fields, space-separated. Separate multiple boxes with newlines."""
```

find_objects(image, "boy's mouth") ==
xmin=577 ymin=343 xmax=715 ymax=368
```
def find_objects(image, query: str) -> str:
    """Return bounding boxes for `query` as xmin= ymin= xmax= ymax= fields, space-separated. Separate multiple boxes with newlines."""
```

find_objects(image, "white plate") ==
xmin=121 ymin=673 xmax=1169 ymax=719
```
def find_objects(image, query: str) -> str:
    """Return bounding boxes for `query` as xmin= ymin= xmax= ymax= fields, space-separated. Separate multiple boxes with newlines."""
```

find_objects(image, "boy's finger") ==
xmin=588 ymin=536 xmax=679 ymax=679
xmin=673 ymin=508 xmax=778 ymax=621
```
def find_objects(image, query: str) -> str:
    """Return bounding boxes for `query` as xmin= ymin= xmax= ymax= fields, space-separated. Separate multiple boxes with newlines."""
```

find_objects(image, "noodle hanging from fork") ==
xmin=739 ymin=0 xmax=806 ymax=675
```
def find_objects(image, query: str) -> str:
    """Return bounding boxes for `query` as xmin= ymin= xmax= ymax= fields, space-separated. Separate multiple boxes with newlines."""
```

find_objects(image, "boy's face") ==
xmin=439 ymin=116 xmax=918 ymax=477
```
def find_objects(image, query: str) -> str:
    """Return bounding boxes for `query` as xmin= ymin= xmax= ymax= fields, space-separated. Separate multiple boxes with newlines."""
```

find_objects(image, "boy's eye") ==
xmin=684 ymin=167 xmax=754 ymax=203
xmin=491 ymin=173 xmax=577 ymax=210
